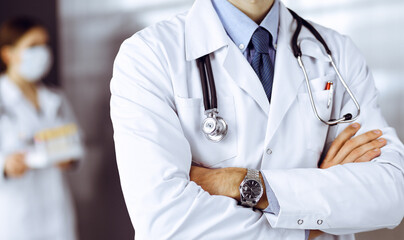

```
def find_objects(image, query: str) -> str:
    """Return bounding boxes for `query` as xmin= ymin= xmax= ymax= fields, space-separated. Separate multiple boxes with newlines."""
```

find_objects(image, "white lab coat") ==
xmin=0 ymin=75 xmax=79 ymax=240
xmin=110 ymin=0 xmax=404 ymax=239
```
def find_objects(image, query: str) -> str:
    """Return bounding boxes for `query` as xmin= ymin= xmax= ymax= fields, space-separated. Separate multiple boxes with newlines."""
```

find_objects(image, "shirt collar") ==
xmin=212 ymin=0 xmax=280 ymax=52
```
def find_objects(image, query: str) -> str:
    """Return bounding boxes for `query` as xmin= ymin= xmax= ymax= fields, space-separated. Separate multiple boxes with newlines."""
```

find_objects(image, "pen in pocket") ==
xmin=325 ymin=81 xmax=333 ymax=109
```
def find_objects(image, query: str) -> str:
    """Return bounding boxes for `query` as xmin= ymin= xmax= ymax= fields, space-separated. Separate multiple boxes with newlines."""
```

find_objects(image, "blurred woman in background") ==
xmin=0 ymin=17 xmax=82 ymax=240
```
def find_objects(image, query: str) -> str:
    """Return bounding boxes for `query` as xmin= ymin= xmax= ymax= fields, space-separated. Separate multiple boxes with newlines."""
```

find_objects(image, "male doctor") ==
xmin=110 ymin=0 xmax=404 ymax=239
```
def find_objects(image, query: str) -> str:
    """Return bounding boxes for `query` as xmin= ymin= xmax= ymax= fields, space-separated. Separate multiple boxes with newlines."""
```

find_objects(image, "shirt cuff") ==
xmin=261 ymin=171 xmax=280 ymax=215
xmin=305 ymin=230 xmax=310 ymax=240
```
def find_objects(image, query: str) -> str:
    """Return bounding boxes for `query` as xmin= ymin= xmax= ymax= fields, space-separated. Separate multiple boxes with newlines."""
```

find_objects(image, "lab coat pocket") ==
xmin=174 ymin=96 xmax=238 ymax=167
xmin=305 ymin=74 xmax=336 ymax=92
xmin=297 ymin=86 xmax=333 ymax=154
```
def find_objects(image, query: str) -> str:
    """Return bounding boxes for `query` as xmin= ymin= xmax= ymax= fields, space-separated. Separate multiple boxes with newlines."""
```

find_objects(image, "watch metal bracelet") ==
xmin=246 ymin=168 xmax=260 ymax=182
xmin=240 ymin=169 xmax=263 ymax=208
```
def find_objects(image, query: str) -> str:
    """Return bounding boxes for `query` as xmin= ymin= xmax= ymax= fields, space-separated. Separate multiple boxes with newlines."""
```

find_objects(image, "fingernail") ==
xmin=373 ymin=130 xmax=381 ymax=134
xmin=373 ymin=148 xmax=380 ymax=152
xmin=352 ymin=123 xmax=360 ymax=128
xmin=378 ymin=138 xmax=385 ymax=143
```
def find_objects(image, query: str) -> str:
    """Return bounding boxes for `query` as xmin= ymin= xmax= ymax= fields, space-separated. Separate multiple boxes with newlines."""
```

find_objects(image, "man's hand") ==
xmin=320 ymin=123 xmax=386 ymax=169
xmin=4 ymin=153 xmax=28 ymax=178
xmin=190 ymin=167 xmax=246 ymax=200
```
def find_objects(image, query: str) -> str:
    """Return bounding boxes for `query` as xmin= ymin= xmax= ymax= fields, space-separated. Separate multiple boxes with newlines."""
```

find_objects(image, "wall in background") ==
xmin=58 ymin=0 xmax=191 ymax=239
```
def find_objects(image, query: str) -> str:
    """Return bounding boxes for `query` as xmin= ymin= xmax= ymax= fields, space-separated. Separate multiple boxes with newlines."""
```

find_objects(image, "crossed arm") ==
xmin=190 ymin=123 xmax=387 ymax=239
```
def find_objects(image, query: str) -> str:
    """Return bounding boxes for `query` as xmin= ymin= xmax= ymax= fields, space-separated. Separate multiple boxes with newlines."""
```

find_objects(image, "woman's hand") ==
xmin=320 ymin=123 xmax=386 ymax=169
xmin=4 ymin=153 xmax=28 ymax=178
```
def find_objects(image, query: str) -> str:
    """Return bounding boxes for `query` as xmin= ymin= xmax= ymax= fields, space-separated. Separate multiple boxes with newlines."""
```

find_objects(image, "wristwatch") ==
xmin=239 ymin=169 xmax=263 ymax=208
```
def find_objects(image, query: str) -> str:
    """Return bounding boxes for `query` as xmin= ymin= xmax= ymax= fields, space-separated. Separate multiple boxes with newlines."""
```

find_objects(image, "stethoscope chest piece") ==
xmin=202 ymin=109 xmax=228 ymax=142
xmin=197 ymin=54 xmax=228 ymax=142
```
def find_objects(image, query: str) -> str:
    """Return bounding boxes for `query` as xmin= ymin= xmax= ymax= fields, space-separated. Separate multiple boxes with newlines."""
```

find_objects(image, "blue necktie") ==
xmin=250 ymin=27 xmax=274 ymax=102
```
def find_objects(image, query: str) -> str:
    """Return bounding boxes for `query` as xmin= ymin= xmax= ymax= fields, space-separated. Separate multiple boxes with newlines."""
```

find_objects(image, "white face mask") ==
xmin=18 ymin=45 xmax=53 ymax=82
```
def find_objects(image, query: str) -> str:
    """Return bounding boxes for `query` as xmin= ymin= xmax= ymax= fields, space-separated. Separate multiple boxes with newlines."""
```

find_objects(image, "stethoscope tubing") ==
xmin=289 ymin=8 xmax=361 ymax=126
xmin=197 ymin=56 xmax=211 ymax=111
xmin=195 ymin=8 xmax=362 ymax=143
xmin=197 ymin=55 xmax=218 ymax=112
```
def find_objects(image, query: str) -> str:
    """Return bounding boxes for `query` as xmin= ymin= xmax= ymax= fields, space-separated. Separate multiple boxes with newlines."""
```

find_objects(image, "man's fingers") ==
xmin=341 ymin=138 xmax=387 ymax=164
xmin=354 ymin=148 xmax=381 ymax=163
xmin=323 ymin=123 xmax=361 ymax=163
xmin=332 ymin=129 xmax=382 ymax=164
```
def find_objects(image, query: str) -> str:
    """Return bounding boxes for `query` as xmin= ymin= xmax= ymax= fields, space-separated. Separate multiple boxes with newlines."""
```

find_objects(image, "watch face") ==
xmin=241 ymin=179 xmax=262 ymax=200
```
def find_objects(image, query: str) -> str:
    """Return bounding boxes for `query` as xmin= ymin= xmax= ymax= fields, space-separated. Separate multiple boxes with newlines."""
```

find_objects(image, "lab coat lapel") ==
xmin=265 ymin=3 xmax=305 ymax=144
xmin=222 ymin=43 xmax=270 ymax=115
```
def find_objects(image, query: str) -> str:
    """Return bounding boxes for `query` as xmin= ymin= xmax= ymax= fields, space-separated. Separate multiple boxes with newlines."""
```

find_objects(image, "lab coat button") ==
xmin=239 ymin=44 xmax=245 ymax=50
xmin=297 ymin=219 xmax=304 ymax=225
xmin=317 ymin=220 xmax=323 ymax=225
xmin=266 ymin=148 xmax=272 ymax=155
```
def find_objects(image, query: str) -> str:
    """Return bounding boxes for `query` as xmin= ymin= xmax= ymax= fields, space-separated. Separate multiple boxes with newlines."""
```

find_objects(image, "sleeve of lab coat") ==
xmin=110 ymin=34 xmax=306 ymax=239
xmin=261 ymin=36 xmax=404 ymax=235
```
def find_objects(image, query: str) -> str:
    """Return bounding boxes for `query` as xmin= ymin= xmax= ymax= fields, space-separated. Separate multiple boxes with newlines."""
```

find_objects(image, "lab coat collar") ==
xmin=185 ymin=0 xmax=229 ymax=61
xmin=281 ymin=5 xmax=331 ymax=62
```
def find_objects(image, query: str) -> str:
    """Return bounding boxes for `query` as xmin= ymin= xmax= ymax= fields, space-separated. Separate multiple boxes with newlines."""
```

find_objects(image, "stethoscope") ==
xmin=197 ymin=55 xmax=228 ymax=142
xmin=196 ymin=9 xmax=361 ymax=142
xmin=288 ymin=9 xmax=360 ymax=125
